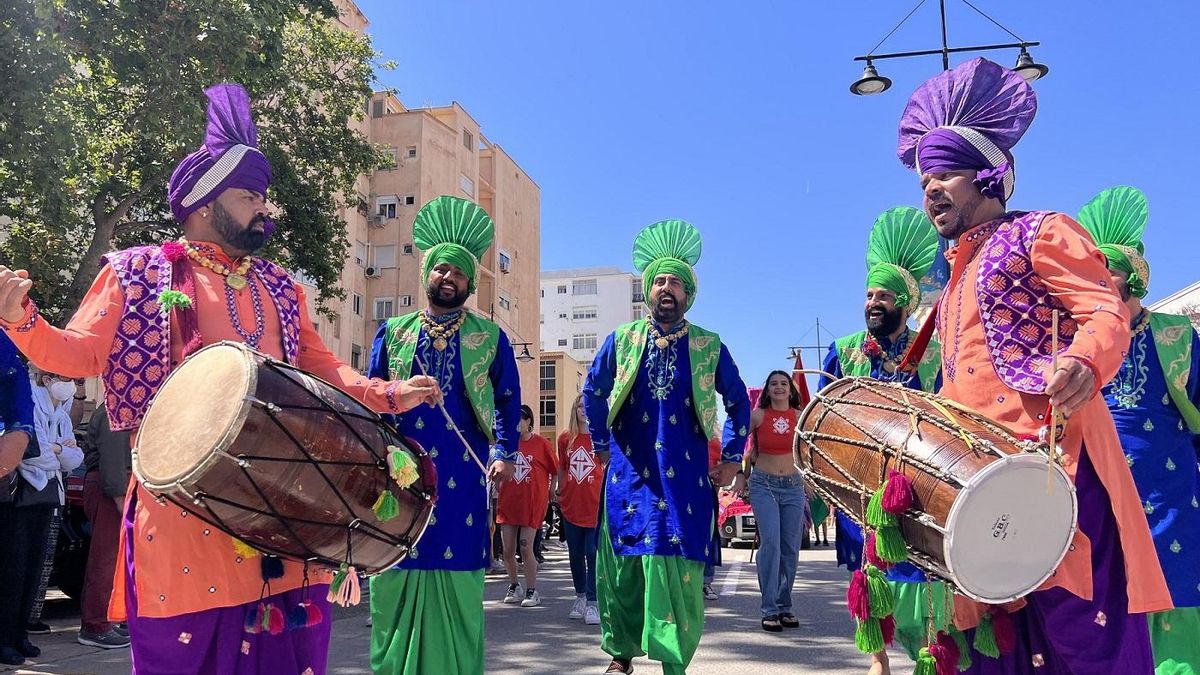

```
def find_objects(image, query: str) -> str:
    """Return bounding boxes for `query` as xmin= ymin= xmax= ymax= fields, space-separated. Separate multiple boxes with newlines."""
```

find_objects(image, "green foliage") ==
xmin=0 ymin=0 xmax=390 ymax=322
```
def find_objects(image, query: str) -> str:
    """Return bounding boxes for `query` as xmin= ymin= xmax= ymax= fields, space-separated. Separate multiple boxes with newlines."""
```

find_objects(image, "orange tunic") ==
xmin=2 ymin=244 xmax=413 ymax=619
xmin=938 ymin=214 xmax=1172 ymax=625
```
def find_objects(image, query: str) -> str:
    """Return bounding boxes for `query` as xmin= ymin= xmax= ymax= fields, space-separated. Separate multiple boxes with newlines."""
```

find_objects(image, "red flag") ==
xmin=793 ymin=351 xmax=812 ymax=406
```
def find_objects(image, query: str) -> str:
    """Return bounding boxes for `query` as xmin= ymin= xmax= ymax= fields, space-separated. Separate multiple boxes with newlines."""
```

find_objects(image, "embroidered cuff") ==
xmin=720 ymin=452 xmax=744 ymax=464
xmin=384 ymin=380 xmax=402 ymax=412
xmin=491 ymin=445 xmax=518 ymax=463
xmin=1 ymin=299 xmax=38 ymax=333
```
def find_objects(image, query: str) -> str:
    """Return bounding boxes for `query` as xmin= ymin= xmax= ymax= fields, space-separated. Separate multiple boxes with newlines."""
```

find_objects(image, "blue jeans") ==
xmin=563 ymin=518 xmax=597 ymax=601
xmin=748 ymin=471 xmax=805 ymax=617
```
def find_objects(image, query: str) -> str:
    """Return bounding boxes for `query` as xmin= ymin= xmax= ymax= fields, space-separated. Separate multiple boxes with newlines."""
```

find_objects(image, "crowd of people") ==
xmin=0 ymin=55 xmax=1195 ymax=675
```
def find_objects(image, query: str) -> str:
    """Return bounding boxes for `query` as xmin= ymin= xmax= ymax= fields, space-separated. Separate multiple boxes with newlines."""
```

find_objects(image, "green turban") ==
xmin=633 ymin=219 xmax=702 ymax=311
xmin=1078 ymin=186 xmax=1150 ymax=299
xmin=413 ymin=195 xmax=495 ymax=294
xmin=864 ymin=207 xmax=939 ymax=312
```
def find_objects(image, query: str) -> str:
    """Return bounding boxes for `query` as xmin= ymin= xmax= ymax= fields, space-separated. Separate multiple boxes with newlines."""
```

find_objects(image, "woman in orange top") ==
xmin=496 ymin=405 xmax=557 ymax=608
xmin=734 ymin=371 xmax=805 ymax=632
xmin=556 ymin=394 xmax=603 ymax=624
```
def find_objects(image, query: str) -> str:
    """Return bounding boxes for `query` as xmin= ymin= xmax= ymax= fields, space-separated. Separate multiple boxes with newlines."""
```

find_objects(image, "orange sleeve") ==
xmin=1031 ymin=213 xmax=1132 ymax=386
xmin=0 ymin=266 xmax=123 ymax=378
xmin=292 ymin=284 xmax=409 ymax=414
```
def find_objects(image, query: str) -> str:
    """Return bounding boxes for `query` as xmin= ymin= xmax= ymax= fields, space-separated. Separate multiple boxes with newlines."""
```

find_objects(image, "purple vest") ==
xmin=102 ymin=246 xmax=302 ymax=431
xmin=973 ymin=211 xmax=1079 ymax=394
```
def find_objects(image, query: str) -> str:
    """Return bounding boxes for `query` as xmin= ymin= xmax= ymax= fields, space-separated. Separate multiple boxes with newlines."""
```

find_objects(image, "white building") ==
xmin=1150 ymin=280 xmax=1200 ymax=330
xmin=540 ymin=266 xmax=644 ymax=368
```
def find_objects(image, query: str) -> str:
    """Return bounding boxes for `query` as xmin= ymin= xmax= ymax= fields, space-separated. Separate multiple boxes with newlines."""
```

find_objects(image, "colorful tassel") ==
xmin=286 ymin=604 xmax=308 ymax=631
xmin=303 ymin=600 xmax=323 ymax=628
xmin=161 ymin=240 xmax=187 ymax=262
xmin=157 ymin=289 xmax=192 ymax=315
xmin=929 ymin=641 xmax=955 ymax=675
xmin=243 ymin=603 xmax=265 ymax=634
xmin=935 ymin=631 xmax=961 ymax=675
xmin=327 ymin=565 xmax=362 ymax=607
xmin=913 ymin=647 xmax=938 ymax=675
xmin=951 ymin=629 xmax=972 ymax=670
xmin=266 ymin=603 xmax=285 ymax=635
xmin=881 ymin=470 xmax=914 ymax=514
xmin=865 ymin=486 xmax=897 ymax=528
xmin=261 ymin=555 xmax=284 ymax=581
xmin=233 ymin=538 xmax=260 ymax=559
xmin=973 ymin=612 xmax=1000 ymax=658
xmin=989 ymin=606 xmax=1016 ymax=655
xmin=880 ymin=614 xmax=896 ymax=646
xmin=388 ymin=446 xmax=419 ymax=488
xmin=864 ymin=531 xmax=890 ymax=570
xmin=865 ymin=565 xmax=895 ymax=618
xmin=874 ymin=524 xmax=908 ymax=563
xmin=372 ymin=489 xmax=400 ymax=521
xmin=855 ymin=617 xmax=884 ymax=654
xmin=847 ymin=569 xmax=870 ymax=621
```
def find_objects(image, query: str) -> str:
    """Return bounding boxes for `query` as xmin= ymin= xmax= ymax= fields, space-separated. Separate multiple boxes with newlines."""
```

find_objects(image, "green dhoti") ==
xmin=889 ymin=579 xmax=948 ymax=661
xmin=1151 ymin=608 xmax=1200 ymax=675
xmin=597 ymin=519 xmax=706 ymax=675
xmin=369 ymin=568 xmax=485 ymax=675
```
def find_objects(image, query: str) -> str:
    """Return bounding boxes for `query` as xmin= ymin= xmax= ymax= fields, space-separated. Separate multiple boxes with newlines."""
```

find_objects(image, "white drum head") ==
xmin=943 ymin=453 xmax=1077 ymax=603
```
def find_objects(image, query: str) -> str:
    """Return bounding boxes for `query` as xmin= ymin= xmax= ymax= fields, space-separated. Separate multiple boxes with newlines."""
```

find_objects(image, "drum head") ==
xmin=943 ymin=453 xmax=1078 ymax=603
xmin=135 ymin=342 xmax=256 ymax=488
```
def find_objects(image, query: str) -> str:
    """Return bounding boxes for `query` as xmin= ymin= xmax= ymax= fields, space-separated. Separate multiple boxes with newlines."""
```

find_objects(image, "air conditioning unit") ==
xmin=365 ymin=266 xmax=381 ymax=278
xmin=370 ymin=215 xmax=387 ymax=226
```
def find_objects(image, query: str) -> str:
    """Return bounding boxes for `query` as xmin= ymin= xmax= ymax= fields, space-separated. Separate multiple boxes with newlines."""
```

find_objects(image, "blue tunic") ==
xmin=1102 ymin=316 xmax=1200 ymax=607
xmin=0 ymin=331 xmax=34 ymax=436
xmin=368 ymin=312 xmax=521 ymax=572
xmin=819 ymin=333 xmax=939 ymax=583
xmin=583 ymin=323 xmax=751 ymax=564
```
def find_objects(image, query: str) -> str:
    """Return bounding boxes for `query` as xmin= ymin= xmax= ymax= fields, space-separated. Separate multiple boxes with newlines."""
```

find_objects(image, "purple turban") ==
xmin=167 ymin=84 xmax=273 ymax=226
xmin=896 ymin=58 xmax=1036 ymax=201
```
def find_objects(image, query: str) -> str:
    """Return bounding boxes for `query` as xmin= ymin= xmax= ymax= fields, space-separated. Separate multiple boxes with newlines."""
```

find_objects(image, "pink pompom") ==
xmin=847 ymin=569 xmax=870 ymax=621
xmin=864 ymin=531 xmax=891 ymax=570
xmin=161 ymin=241 xmax=186 ymax=262
xmin=935 ymin=631 xmax=960 ymax=674
xmin=989 ymin=606 xmax=1017 ymax=655
xmin=881 ymin=470 xmax=914 ymax=514
xmin=880 ymin=614 xmax=896 ymax=646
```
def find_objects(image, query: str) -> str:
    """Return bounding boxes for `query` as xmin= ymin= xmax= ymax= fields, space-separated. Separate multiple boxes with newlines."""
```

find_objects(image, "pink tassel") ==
xmin=327 ymin=566 xmax=362 ymax=607
xmin=989 ymin=606 xmax=1016 ymax=655
xmin=304 ymin=600 xmax=324 ymax=627
xmin=881 ymin=470 xmax=914 ymax=514
xmin=847 ymin=569 xmax=870 ymax=621
xmin=864 ymin=531 xmax=890 ymax=570
xmin=880 ymin=614 xmax=896 ymax=646
xmin=935 ymin=631 xmax=960 ymax=675
xmin=266 ymin=604 xmax=285 ymax=635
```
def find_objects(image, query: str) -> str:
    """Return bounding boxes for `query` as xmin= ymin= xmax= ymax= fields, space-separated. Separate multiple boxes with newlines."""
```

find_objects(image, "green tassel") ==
xmin=855 ymin=617 xmax=884 ymax=654
xmin=875 ymin=524 xmax=908 ymax=563
xmin=372 ymin=489 xmax=400 ymax=521
xmin=952 ymin=629 xmax=972 ymax=670
xmin=913 ymin=647 xmax=938 ymax=675
xmin=865 ymin=565 xmax=895 ymax=618
xmin=866 ymin=486 xmax=896 ymax=528
xmin=973 ymin=613 xmax=999 ymax=658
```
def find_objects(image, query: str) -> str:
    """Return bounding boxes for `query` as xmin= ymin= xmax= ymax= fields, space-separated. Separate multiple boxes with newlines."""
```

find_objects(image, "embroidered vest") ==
xmin=973 ymin=211 xmax=1079 ymax=395
xmin=606 ymin=319 xmax=723 ymax=440
xmin=834 ymin=329 xmax=941 ymax=393
xmin=103 ymin=246 xmax=302 ymax=431
xmin=384 ymin=311 xmax=500 ymax=442
xmin=1149 ymin=312 xmax=1200 ymax=433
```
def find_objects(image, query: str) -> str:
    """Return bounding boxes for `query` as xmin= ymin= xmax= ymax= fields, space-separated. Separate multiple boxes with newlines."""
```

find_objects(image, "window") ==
xmin=498 ymin=293 xmax=511 ymax=311
xmin=388 ymin=146 xmax=399 ymax=167
xmin=632 ymin=305 xmax=645 ymax=320
xmin=557 ymin=338 xmax=568 ymax=347
xmin=371 ymin=100 xmax=384 ymax=118
xmin=540 ymin=360 xmax=556 ymax=392
xmin=557 ymin=285 xmax=567 ymax=295
xmin=631 ymin=278 xmax=645 ymax=303
xmin=332 ymin=314 xmax=340 ymax=339
xmin=354 ymin=240 xmax=368 ymax=267
xmin=540 ymin=289 xmax=545 ymax=298
xmin=498 ymin=250 xmax=511 ymax=274
xmin=352 ymin=293 xmax=363 ymax=316
xmin=373 ymin=245 xmax=396 ymax=269
xmin=405 ymin=145 xmax=417 ymax=159
xmin=572 ymin=306 xmax=597 ymax=321
xmin=374 ymin=297 xmax=394 ymax=320
xmin=351 ymin=344 xmax=363 ymax=370
xmin=572 ymin=279 xmax=598 ymax=295
xmin=558 ymin=313 xmax=567 ymax=319
xmin=572 ymin=333 xmax=598 ymax=351
xmin=540 ymin=395 xmax=557 ymax=429
xmin=403 ymin=244 xmax=413 ymax=255
xmin=463 ymin=130 xmax=474 ymax=150
xmin=459 ymin=174 xmax=475 ymax=198
xmin=376 ymin=198 xmax=397 ymax=220
xmin=539 ymin=313 xmax=544 ymax=324
xmin=399 ymin=295 xmax=412 ymax=307
xmin=403 ymin=194 xmax=415 ymax=206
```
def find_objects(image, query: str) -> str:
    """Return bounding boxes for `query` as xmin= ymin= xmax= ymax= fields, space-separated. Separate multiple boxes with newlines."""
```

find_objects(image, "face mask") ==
xmin=48 ymin=381 xmax=76 ymax=401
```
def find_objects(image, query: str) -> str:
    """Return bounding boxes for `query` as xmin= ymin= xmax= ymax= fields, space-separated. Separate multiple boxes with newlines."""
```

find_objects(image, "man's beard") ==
xmin=865 ymin=304 xmax=904 ymax=337
xmin=650 ymin=293 xmax=684 ymax=326
xmin=427 ymin=281 xmax=469 ymax=309
xmin=212 ymin=201 xmax=267 ymax=253
xmin=929 ymin=192 xmax=984 ymax=240
xmin=1117 ymin=280 xmax=1132 ymax=303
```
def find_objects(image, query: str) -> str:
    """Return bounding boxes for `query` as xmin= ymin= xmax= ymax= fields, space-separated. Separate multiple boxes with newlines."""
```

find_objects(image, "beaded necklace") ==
xmin=648 ymin=321 xmax=689 ymax=350
xmin=224 ymin=278 xmax=266 ymax=349
xmin=419 ymin=310 xmax=467 ymax=351
xmin=180 ymin=238 xmax=253 ymax=291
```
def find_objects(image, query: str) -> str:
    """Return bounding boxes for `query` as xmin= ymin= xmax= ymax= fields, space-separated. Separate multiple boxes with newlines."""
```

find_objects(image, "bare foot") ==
xmin=866 ymin=652 xmax=891 ymax=675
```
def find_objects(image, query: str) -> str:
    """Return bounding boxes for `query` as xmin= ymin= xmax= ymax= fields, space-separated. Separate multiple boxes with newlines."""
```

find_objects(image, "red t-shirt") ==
xmin=496 ymin=433 xmax=557 ymax=528
xmin=556 ymin=432 xmax=602 ymax=528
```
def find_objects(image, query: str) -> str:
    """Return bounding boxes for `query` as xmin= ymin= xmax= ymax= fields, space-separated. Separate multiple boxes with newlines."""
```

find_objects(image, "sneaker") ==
xmin=568 ymin=594 xmax=586 ymax=619
xmin=520 ymin=589 xmax=541 ymax=607
xmin=15 ymin=637 xmax=40 ymax=657
xmin=77 ymin=628 xmax=131 ymax=649
xmin=584 ymin=604 xmax=600 ymax=625
xmin=25 ymin=621 xmax=51 ymax=634
xmin=0 ymin=647 xmax=25 ymax=666
xmin=604 ymin=658 xmax=633 ymax=674
xmin=503 ymin=582 xmax=523 ymax=604
xmin=113 ymin=623 xmax=130 ymax=638
xmin=703 ymin=584 xmax=719 ymax=601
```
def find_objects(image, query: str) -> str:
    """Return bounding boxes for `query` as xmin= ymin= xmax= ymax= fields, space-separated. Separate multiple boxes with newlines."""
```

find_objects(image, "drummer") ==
xmin=0 ymin=84 xmax=440 ymax=674
xmin=818 ymin=207 xmax=945 ymax=675
xmin=367 ymin=195 xmax=521 ymax=675
xmin=894 ymin=58 xmax=1169 ymax=673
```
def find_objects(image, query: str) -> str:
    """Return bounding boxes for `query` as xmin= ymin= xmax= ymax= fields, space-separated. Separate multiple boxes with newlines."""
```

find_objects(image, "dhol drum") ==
xmin=134 ymin=341 xmax=436 ymax=575
xmin=795 ymin=377 xmax=1077 ymax=604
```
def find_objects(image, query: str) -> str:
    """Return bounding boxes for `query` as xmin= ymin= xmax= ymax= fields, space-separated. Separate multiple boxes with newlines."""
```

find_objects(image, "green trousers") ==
xmin=369 ymin=568 xmax=485 ymax=675
xmin=1151 ymin=608 xmax=1200 ymax=675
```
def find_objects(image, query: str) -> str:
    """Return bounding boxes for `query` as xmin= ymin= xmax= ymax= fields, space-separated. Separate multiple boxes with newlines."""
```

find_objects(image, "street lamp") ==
xmin=513 ymin=342 xmax=535 ymax=363
xmin=850 ymin=0 xmax=1048 ymax=95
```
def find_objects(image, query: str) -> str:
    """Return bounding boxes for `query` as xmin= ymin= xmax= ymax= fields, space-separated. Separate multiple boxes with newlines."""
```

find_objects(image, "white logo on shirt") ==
xmin=513 ymin=451 xmax=532 ymax=483
xmin=772 ymin=415 xmax=790 ymax=435
xmin=568 ymin=446 xmax=595 ymax=484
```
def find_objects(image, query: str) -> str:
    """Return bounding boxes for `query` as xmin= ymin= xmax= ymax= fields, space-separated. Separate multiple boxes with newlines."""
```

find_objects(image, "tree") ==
xmin=0 ymin=0 xmax=390 ymax=322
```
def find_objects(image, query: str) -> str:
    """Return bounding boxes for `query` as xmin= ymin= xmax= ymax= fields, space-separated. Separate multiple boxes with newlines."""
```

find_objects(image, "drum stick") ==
xmin=414 ymin=357 xmax=489 ymax=475
xmin=1048 ymin=310 xmax=1060 ymax=493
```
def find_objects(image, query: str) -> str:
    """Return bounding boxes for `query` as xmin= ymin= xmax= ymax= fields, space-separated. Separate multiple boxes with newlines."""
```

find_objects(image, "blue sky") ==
xmin=358 ymin=0 xmax=1199 ymax=389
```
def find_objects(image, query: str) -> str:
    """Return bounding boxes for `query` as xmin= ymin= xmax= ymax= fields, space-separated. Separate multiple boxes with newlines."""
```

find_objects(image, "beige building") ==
xmin=537 ymin=351 xmax=587 ymax=443
xmin=301 ymin=0 xmax=542 ymax=410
